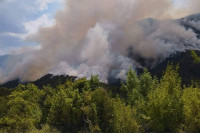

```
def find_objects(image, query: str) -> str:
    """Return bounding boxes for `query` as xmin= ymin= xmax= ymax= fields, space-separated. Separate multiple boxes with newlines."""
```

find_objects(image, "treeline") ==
xmin=0 ymin=65 xmax=200 ymax=133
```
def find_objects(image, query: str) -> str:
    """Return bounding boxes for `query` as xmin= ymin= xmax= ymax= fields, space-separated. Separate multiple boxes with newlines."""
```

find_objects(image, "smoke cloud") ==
xmin=1 ymin=0 xmax=200 ymax=83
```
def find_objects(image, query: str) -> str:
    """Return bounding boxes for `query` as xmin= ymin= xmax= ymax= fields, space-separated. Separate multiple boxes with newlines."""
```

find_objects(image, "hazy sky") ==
xmin=0 ymin=0 xmax=65 ymax=55
xmin=0 ymin=0 xmax=196 ymax=55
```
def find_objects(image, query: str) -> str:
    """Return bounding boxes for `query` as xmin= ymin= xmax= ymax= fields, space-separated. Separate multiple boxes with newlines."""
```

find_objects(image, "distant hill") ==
xmin=0 ymin=74 xmax=77 ymax=88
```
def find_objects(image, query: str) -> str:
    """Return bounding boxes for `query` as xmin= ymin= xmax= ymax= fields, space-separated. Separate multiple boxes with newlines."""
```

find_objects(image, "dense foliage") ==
xmin=0 ymin=65 xmax=200 ymax=133
xmin=191 ymin=50 xmax=200 ymax=64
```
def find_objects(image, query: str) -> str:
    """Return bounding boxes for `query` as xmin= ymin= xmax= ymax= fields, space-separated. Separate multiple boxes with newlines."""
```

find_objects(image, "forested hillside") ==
xmin=149 ymin=50 xmax=200 ymax=85
xmin=0 ymin=64 xmax=200 ymax=133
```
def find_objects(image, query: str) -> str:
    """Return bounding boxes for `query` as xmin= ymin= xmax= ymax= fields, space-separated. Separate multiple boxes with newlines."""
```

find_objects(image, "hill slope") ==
xmin=149 ymin=50 xmax=200 ymax=85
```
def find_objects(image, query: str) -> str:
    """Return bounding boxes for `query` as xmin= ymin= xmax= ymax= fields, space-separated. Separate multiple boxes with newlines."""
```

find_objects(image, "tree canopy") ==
xmin=0 ymin=64 xmax=200 ymax=132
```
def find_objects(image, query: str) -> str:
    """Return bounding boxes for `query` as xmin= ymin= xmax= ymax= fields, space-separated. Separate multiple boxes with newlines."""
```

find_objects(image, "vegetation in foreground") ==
xmin=0 ymin=64 xmax=200 ymax=133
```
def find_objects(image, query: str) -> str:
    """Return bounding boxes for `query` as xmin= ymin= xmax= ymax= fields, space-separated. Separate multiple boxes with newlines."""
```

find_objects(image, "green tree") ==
xmin=146 ymin=65 xmax=183 ymax=132
xmin=40 ymin=85 xmax=57 ymax=125
xmin=28 ymin=124 xmax=60 ymax=133
xmin=0 ymin=97 xmax=8 ymax=118
xmin=191 ymin=50 xmax=200 ymax=64
xmin=182 ymin=87 xmax=200 ymax=132
xmin=91 ymin=88 xmax=113 ymax=132
xmin=121 ymin=67 xmax=140 ymax=105
xmin=111 ymin=98 xmax=138 ymax=133
xmin=90 ymin=88 xmax=138 ymax=133
xmin=45 ymin=82 xmax=82 ymax=132
xmin=90 ymin=75 xmax=100 ymax=90
xmin=139 ymin=68 xmax=157 ymax=98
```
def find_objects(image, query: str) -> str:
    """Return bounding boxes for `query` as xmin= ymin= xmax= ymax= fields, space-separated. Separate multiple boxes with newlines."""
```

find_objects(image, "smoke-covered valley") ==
xmin=1 ymin=0 xmax=200 ymax=83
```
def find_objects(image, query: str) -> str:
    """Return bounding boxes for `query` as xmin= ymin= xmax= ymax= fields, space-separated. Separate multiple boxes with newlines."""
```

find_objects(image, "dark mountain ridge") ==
xmin=0 ymin=74 xmax=77 ymax=89
xmin=149 ymin=50 xmax=200 ymax=85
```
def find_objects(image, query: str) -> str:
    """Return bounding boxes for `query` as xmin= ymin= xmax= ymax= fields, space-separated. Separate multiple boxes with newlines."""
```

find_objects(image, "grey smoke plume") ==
xmin=1 ymin=0 xmax=200 ymax=83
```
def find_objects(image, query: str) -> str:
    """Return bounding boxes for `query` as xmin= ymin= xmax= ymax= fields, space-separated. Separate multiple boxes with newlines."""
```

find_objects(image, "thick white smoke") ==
xmin=1 ymin=0 xmax=200 ymax=83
